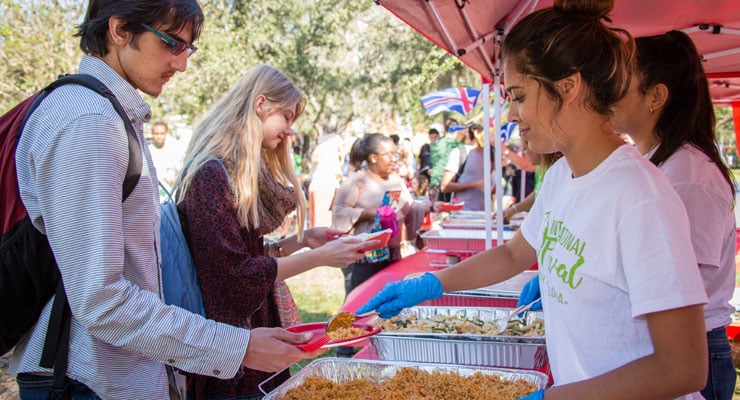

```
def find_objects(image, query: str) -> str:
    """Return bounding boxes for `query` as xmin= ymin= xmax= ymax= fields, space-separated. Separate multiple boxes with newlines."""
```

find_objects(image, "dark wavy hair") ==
xmin=501 ymin=0 xmax=634 ymax=116
xmin=76 ymin=0 xmax=204 ymax=56
xmin=634 ymin=30 xmax=735 ymax=196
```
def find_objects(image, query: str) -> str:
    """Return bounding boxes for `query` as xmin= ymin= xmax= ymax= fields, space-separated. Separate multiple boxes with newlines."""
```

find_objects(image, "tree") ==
xmin=0 ymin=0 xmax=487 ymax=145
xmin=0 ymin=0 xmax=84 ymax=110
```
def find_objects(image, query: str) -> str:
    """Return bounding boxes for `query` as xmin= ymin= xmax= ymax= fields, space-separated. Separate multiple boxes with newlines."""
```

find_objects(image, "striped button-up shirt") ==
xmin=12 ymin=55 xmax=250 ymax=399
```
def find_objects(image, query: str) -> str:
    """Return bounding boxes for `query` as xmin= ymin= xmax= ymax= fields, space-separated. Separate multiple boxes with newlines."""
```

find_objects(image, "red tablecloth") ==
xmin=340 ymin=250 xmax=435 ymax=313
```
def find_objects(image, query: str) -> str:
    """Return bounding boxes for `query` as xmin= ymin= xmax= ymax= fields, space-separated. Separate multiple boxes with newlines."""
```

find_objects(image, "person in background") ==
xmin=12 ymin=2 xmax=325 ymax=399
xmin=307 ymin=128 xmax=344 ymax=228
xmin=358 ymin=1 xmax=709 ymax=399
xmin=396 ymin=137 xmax=415 ymax=190
xmin=440 ymin=123 xmax=494 ymax=211
xmin=176 ymin=64 xmax=372 ymax=399
xmin=612 ymin=30 xmax=736 ymax=400
xmin=502 ymin=139 xmax=561 ymax=220
xmin=148 ymin=121 xmax=182 ymax=190
xmin=429 ymin=119 xmax=463 ymax=202
xmin=415 ymin=127 xmax=439 ymax=197
xmin=332 ymin=133 xmax=442 ymax=356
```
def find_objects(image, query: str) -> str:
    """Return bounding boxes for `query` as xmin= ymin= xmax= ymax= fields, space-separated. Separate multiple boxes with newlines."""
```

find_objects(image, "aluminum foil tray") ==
xmin=421 ymin=229 xmax=514 ymax=252
xmin=448 ymin=210 xmax=496 ymax=220
xmin=262 ymin=357 xmax=549 ymax=399
xmin=371 ymin=306 xmax=547 ymax=369
xmin=424 ymin=248 xmax=477 ymax=267
xmin=420 ymin=271 xmax=537 ymax=308
xmin=449 ymin=270 xmax=538 ymax=299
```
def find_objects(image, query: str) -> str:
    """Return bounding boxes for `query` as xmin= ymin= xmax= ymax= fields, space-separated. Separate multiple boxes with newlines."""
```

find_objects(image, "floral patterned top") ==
xmin=179 ymin=160 xmax=289 ymax=399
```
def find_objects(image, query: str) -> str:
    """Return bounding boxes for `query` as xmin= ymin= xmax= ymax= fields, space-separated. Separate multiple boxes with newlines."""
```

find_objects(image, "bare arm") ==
xmin=440 ymin=169 xmax=484 ymax=193
xmin=503 ymin=191 xmax=535 ymax=220
xmin=542 ymin=305 xmax=707 ymax=399
xmin=274 ymin=235 xmax=373 ymax=281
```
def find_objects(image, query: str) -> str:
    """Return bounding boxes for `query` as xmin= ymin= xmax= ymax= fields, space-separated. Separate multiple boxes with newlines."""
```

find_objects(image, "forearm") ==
xmin=276 ymin=234 xmax=305 ymax=256
xmin=274 ymin=247 xmax=325 ymax=281
xmin=442 ymin=180 xmax=475 ymax=193
xmin=513 ymin=192 xmax=535 ymax=213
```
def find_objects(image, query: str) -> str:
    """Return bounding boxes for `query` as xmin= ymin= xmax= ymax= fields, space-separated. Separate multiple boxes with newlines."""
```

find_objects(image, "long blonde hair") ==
xmin=178 ymin=64 xmax=307 ymax=235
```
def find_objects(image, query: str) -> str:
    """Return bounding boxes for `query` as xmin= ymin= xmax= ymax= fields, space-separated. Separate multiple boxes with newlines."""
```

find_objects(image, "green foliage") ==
xmin=0 ymin=0 xmax=84 ymax=111
xmin=0 ymin=0 xmax=469 ymax=140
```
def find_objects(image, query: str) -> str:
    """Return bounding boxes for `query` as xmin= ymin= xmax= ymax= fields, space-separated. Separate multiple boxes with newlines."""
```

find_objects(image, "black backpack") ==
xmin=0 ymin=74 xmax=141 ymax=395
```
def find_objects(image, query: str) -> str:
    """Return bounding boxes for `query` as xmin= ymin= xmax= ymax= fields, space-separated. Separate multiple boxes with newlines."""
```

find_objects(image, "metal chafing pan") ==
xmin=422 ymin=270 xmax=538 ymax=308
xmin=370 ymin=306 xmax=547 ymax=369
xmin=261 ymin=357 xmax=549 ymax=399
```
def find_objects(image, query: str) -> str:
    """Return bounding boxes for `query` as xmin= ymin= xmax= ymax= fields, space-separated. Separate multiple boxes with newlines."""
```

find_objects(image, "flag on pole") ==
xmin=421 ymin=87 xmax=480 ymax=116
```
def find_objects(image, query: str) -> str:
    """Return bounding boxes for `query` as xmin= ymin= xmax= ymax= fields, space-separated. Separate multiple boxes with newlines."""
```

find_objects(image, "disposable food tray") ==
xmin=441 ymin=220 xmax=503 ymax=230
xmin=448 ymin=210 xmax=496 ymax=220
xmin=424 ymin=248 xmax=477 ymax=267
xmin=261 ymin=357 xmax=549 ymax=399
xmin=370 ymin=306 xmax=547 ymax=370
xmin=421 ymin=229 xmax=514 ymax=252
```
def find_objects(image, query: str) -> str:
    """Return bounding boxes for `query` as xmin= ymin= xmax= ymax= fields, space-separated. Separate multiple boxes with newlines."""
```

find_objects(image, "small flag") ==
xmin=421 ymin=87 xmax=480 ymax=116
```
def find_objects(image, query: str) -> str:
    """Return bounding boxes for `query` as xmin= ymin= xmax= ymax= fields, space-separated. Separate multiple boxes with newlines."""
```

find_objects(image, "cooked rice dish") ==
xmin=380 ymin=314 xmax=544 ymax=336
xmin=326 ymin=326 xmax=366 ymax=340
xmin=276 ymin=367 xmax=537 ymax=399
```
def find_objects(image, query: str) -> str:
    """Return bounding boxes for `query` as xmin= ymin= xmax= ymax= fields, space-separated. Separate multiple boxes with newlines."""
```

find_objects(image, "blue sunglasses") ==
xmin=141 ymin=23 xmax=197 ymax=57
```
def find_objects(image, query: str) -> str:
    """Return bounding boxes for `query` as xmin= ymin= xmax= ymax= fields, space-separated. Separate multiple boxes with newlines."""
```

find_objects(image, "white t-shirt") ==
xmin=148 ymin=142 xmax=183 ymax=189
xmin=521 ymin=145 xmax=707 ymax=398
xmin=655 ymin=144 xmax=735 ymax=330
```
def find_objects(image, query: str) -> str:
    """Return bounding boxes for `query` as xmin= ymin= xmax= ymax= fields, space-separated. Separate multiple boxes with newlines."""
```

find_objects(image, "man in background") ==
xmin=148 ymin=121 xmax=182 ymax=190
xmin=429 ymin=119 xmax=464 ymax=202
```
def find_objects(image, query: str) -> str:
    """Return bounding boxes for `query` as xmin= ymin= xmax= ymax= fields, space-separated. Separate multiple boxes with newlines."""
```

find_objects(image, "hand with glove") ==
xmin=517 ymin=389 xmax=544 ymax=400
xmin=517 ymin=275 xmax=542 ymax=311
xmin=356 ymin=272 xmax=443 ymax=318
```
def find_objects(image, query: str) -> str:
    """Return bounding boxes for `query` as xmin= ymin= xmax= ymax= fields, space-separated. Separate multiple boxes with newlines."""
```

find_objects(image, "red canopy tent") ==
xmin=377 ymin=0 xmax=740 ymax=160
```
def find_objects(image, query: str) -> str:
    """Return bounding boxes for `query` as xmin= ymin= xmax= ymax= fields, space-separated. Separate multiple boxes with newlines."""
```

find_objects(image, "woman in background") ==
xmin=613 ymin=30 xmax=736 ymax=400
xmin=332 ymin=133 xmax=441 ymax=296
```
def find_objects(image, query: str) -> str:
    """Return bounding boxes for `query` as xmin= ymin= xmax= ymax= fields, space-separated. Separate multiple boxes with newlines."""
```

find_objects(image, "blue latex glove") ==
xmin=517 ymin=275 xmax=542 ymax=311
xmin=517 ymin=389 xmax=544 ymax=400
xmin=357 ymin=273 xmax=443 ymax=318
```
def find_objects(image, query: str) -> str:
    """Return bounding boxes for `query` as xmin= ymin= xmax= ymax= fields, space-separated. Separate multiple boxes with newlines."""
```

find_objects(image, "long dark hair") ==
xmin=634 ymin=31 xmax=735 ymax=196
xmin=77 ymin=0 xmax=204 ymax=57
xmin=501 ymin=0 xmax=633 ymax=116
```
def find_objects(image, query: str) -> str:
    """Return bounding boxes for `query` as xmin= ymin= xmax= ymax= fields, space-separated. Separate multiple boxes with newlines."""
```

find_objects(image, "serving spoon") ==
xmin=325 ymin=310 xmax=379 ymax=333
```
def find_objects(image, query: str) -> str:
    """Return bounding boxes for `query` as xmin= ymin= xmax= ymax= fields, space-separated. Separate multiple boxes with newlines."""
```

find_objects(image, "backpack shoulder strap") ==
xmin=39 ymin=74 xmax=142 ymax=201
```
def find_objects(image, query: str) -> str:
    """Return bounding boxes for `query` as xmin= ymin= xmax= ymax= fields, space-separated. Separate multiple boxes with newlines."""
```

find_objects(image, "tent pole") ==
xmin=482 ymin=81 xmax=492 ymax=250
xmin=493 ymin=34 xmax=505 ymax=247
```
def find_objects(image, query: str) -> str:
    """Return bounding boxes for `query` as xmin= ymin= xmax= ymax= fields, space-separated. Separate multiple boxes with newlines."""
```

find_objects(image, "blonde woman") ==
xmin=176 ymin=64 xmax=371 ymax=399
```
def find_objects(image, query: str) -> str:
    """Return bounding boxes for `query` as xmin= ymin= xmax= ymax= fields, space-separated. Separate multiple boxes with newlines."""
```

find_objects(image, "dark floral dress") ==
xmin=178 ymin=160 xmax=289 ymax=399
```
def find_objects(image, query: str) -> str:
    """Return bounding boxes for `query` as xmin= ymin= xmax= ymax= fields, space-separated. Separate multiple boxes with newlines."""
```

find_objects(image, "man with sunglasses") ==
xmin=11 ymin=1 xmax=322 ymax=399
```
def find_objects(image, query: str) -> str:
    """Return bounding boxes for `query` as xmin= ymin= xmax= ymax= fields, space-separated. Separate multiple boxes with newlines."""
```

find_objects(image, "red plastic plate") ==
xmin=440 ymin=202 xmax=465 ymax=211
xmin=286 ymin=322 xmax=381 ymax=349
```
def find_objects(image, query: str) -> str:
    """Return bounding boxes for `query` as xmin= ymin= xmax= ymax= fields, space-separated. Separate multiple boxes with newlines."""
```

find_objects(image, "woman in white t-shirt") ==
xmin=613 ymin=31 xmax=736 ymax=400
xmin=357 ymin=1 xmax=709 ymax=399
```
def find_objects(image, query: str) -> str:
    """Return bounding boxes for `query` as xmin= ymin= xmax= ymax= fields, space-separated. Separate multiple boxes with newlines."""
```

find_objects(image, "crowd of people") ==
xmin=7 ymin=0 xmax=735 ymax=399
